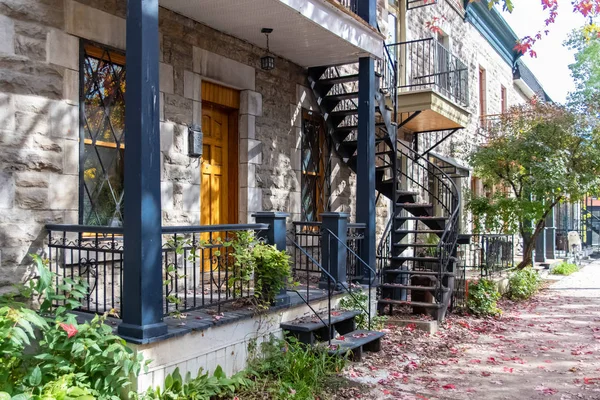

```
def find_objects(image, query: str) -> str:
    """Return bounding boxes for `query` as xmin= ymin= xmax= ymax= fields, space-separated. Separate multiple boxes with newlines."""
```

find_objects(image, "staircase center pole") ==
xmin=357 ymin=57 xmax=376 ymax=283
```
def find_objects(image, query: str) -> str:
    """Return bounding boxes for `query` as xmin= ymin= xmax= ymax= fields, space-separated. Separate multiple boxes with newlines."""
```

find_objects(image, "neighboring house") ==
xmin=0 ymin=0 xmax=559 ymax=390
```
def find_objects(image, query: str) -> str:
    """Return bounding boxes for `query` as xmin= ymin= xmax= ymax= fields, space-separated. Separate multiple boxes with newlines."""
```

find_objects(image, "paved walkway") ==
xmin=335 ymin=260 xmax=600 ymax=399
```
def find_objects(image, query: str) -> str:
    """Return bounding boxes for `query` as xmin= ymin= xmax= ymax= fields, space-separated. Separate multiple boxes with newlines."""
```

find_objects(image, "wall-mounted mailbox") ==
xmin=188 ymin=124 xmax=203 ymax=158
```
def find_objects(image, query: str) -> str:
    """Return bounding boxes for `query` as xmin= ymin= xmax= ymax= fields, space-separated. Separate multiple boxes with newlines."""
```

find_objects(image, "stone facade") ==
xmin=0 ymin=0 xmax=383 ymax=286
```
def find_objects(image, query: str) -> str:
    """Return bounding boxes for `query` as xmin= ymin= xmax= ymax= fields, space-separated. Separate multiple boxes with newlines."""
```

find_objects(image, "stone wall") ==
xmin=0 ymin=0 xmax=380 ymax=286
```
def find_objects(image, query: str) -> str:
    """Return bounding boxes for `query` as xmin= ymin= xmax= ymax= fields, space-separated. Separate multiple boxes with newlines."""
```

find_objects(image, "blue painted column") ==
xmin=535 ymin=224 xmax=547 ymax=264
xmin=118 ymin=0 xmax=168 ymax=341
xmin=356 ymin=0 xmax=377 ymax=284
xmin=319 ymin=212 xmax=348 ymax=290
xmin=253 ymin=212 xmax=291 ymax=306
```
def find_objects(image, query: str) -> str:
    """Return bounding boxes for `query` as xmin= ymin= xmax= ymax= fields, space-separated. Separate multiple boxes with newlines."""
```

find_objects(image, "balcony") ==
xmin=389 ymin=38 xmax=470 ymax=133
xmin=159 ymin=0 xmax=384 ymax=68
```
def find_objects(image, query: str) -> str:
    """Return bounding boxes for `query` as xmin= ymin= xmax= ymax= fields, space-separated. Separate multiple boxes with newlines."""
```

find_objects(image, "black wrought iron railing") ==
xmin=406 ymin=0 xmax=437 ymax=11
xmin=46 ymin=223 xmax=269 ymax=316
xmin=387 ymin=38 xmax=469 ymax=108
xmin=456 ymin=234 xmax=515 ymax=278
xmin=292 ymin=221 xmax=366 ymax=284
xmin=334 ymin=0 xmax=358 ymax=14
xmin=287 ymin=228 xmax=377 ymax=345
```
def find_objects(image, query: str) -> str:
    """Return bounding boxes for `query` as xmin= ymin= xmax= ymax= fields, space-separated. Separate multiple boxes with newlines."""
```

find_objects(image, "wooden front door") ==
xmin=201 ymin=105 xmax=230 ymax=227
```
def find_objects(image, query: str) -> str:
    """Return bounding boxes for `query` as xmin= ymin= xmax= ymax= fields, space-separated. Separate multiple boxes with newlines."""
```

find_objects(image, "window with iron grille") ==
xmin=80 ymin=42 xmax=126 ymax=226
xmin=301 ymin=111 xmax=330 ymax=222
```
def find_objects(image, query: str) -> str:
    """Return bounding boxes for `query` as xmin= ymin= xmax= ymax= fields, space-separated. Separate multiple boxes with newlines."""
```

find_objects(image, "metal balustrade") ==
xmin=46 ymin=224 xmax=270 ymax=316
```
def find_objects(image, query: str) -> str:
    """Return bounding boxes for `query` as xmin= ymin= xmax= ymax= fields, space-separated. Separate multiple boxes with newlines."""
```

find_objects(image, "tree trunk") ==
xmin=517 ymin=197 xmax=562 ymax=269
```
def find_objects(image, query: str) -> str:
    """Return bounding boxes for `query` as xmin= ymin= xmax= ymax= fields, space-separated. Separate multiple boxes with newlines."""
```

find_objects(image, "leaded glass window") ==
xmin=80 ymin=43 xmax=126 ymax=226
xmin=301 ymin=111 xmax=330 ymax=221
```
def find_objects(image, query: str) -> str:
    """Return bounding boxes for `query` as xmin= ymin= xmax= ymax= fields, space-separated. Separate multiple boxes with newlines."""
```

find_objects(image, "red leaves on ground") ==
xmin=442 ymin=384 xmax=456 ymax=390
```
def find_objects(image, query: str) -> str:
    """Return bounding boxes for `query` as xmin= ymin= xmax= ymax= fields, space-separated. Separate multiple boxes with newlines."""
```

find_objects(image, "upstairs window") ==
xmin=500 ymin=85 xmax=507 ymax=114
xmin=478 ymin=67 xmax=487 ymax=119
xmin=80 ymin=43 xmax=126 ymax=226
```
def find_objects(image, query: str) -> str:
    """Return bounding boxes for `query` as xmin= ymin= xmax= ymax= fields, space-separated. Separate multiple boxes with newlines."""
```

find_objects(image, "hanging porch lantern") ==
xmin=260 ymin=28 xmax=275 ymax=71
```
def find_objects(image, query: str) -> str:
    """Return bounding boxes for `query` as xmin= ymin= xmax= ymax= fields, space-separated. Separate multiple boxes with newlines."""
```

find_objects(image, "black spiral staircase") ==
xmin=307 ymin=47 xmax=460 ymax=323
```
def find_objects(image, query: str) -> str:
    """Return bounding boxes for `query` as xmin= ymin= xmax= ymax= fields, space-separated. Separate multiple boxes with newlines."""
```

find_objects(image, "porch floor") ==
xmin=74 ymin=287 xmax=332 ymax=344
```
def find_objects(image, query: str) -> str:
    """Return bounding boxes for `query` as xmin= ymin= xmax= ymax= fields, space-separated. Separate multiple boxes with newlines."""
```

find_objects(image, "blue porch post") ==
xmin=356 ymin=0 xmax=377 ymax=284
xmin=319 ymin=212 xmax=348 ymax=290
xmin=118 ymin=0 xmax=168 ymax=341
xmin=535 ymin=225 xmax=547 ymax=264
xmin=253 ymin=212 xmax=291 ymax=306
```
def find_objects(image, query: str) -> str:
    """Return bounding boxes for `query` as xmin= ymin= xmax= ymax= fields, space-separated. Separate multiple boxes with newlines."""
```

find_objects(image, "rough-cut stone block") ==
xmin=63 ymin=139 xmax=78 ymax=175
xmin=193 ymin=47 xmax=255 ymax=91
xmin=65 ymin=0 xmax=126 ymax=51
xmin=15 ymin=111 xmax=49 ymax=135
xmin=15 ymin=171 xmax=48 ymax=188
xmin=183 ymin=70 xmax=201 ymax=101
xmin=63 ymin=68 xmax=78 ymax=105
xmin=192 ymin=100 xmax=201 ymax=125
xmin=159 ymin=92 xmax=165 ymax=122
xmin=46 ymin=29 xmax=79 ymax=71
xmin=161 ymin=181 xmax=174 ymax=211
xmin=48 ymin=175 xmax=77 ymax=210
xmin=0 ymin=56 xmax=63 ymax=99
xmin=0 ymin=93 xmax=15 ymax=132
xmin=14 ymin=34 xmax=45 ymax=61
xmin=0 ymin=172 xmax=15 ymax=209
xmin=238 ymin=114 xmax=255 ymax=140
xmin=0 ymin=14 xmax=14 ymax=55
xmin=16 ymin=186 xmax=47 ymax=209
xmin=182 ymin=183 xmax=200 ymax=213
xmin=0 ymin=0 xmax=63 ymax=29
xmin=240 ymin=91 xmax=262 ymax=117
xmin=164 ymin=94 xmax=192 ymax=125
xmin=240 ymin=139 xmax=262 ymax=165
xmin=160 ymin=62 xmax=174 ymax=94
xmin=160 ymin=122 xmax=174 ymax=152
xmin=296 ymin=84 xmax=318 ymax=111
xmin=50 ymin=101 xmax=78 ymax=139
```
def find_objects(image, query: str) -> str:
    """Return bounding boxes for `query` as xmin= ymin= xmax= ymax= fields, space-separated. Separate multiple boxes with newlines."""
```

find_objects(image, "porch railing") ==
xmin=46 ymin=223 xmax=269 ymax=316
xmin=292 ymin=221 xmax=366 ymax=284
xmin=456 ymin=234 xmax=515 ymax=278
xmin=334 ymin=0 xmax=358 ymax=14
xmin=387 ymin=38 xmax=469 ymax=108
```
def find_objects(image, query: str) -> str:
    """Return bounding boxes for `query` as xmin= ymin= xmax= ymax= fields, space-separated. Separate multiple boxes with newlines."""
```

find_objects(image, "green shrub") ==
xmin=507 ymin=267 xmax=541 ymax=300
xmin=0 ymin=255 xmax=146 ymax=400
xmin=338 ymin=289 xmax=387 ymax=330
xmin=252 ymin=243 xmax=293 ymax=305
xmin=138 ymin=365 xmax=252 ymax=400
xmin=467 ymin=279 xmax=502 ymax=316
xmin=240 ymin=336 xmax=346 ymax=400
xmin=552 ymin=262 xmax=579 ymax=276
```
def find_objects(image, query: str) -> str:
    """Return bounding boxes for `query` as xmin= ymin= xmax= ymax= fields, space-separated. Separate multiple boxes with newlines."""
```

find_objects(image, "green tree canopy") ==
xmin=468 ymin=101 xmax=600 ymax=268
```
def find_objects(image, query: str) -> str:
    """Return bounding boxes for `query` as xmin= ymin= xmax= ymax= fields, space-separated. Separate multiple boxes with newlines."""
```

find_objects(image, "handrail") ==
xmin=288 ymin=234 xmax=373 ymax=339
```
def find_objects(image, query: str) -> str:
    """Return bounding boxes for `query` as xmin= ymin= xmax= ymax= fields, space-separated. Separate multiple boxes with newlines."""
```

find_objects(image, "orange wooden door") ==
xmin=201 ymin=105 xmax=229 ymax=228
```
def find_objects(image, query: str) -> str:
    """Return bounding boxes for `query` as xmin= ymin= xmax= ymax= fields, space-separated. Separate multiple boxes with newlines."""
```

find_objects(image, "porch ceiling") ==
xmin=159 ymin=0 xmax=384 ymax=68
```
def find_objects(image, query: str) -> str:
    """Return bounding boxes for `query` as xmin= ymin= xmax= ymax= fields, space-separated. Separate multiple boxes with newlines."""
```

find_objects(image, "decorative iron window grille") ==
xmin=301 ymin=111 xmax=331 ymax=222
xmin=79 ymin=43 xmax=126 ymax=226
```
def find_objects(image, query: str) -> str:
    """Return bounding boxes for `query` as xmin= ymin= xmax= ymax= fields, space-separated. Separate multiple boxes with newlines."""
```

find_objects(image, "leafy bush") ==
xmin=507 ymin=267 xmax=541 ymax=300
xmin=252 ymin=243 xmax=293 ymax=305
xmin=467 ymin=279 xmax=502 ymax=316
xmin=338 ymin=289 xmax=387 ymax=330
xmin=0 ymin=255 xmax=146 ymax=399
xmin=138 ymin=365 xmax=252 ymax=400
xmin=238 ymin=336 xmax=346 ymax=400
xmin=552 ymin=262 xmax=579 ymax=276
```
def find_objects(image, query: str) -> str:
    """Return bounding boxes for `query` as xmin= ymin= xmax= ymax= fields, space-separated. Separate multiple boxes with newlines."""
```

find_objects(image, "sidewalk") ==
xmin=334 ymin=260 xmax=600 ymax=399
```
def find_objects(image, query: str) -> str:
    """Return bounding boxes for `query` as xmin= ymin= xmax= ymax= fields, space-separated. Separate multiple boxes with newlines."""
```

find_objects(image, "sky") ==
xmin=498 ymin=0 xmax=589 ymax=103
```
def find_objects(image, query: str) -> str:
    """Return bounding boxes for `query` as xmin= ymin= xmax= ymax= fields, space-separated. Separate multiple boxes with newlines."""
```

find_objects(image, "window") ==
xmin=80 ymin=43 xmax=126 ymax=226
xmin=301 ymin=111 xmax=329 ymax=222
xmin=478 ymin=67 xmax=486 ymax=119
xmin=500 ymin=85 xmax=507 ymax=113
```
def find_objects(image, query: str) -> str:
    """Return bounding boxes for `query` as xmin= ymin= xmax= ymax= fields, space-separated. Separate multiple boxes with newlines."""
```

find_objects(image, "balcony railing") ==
xmin=334 ymin=0 xmax=358 ymax=14
xmin=388 ymin=38 xmax=469 ymax=108
xmin=46 ymin=223 xmax=269 ymax=316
